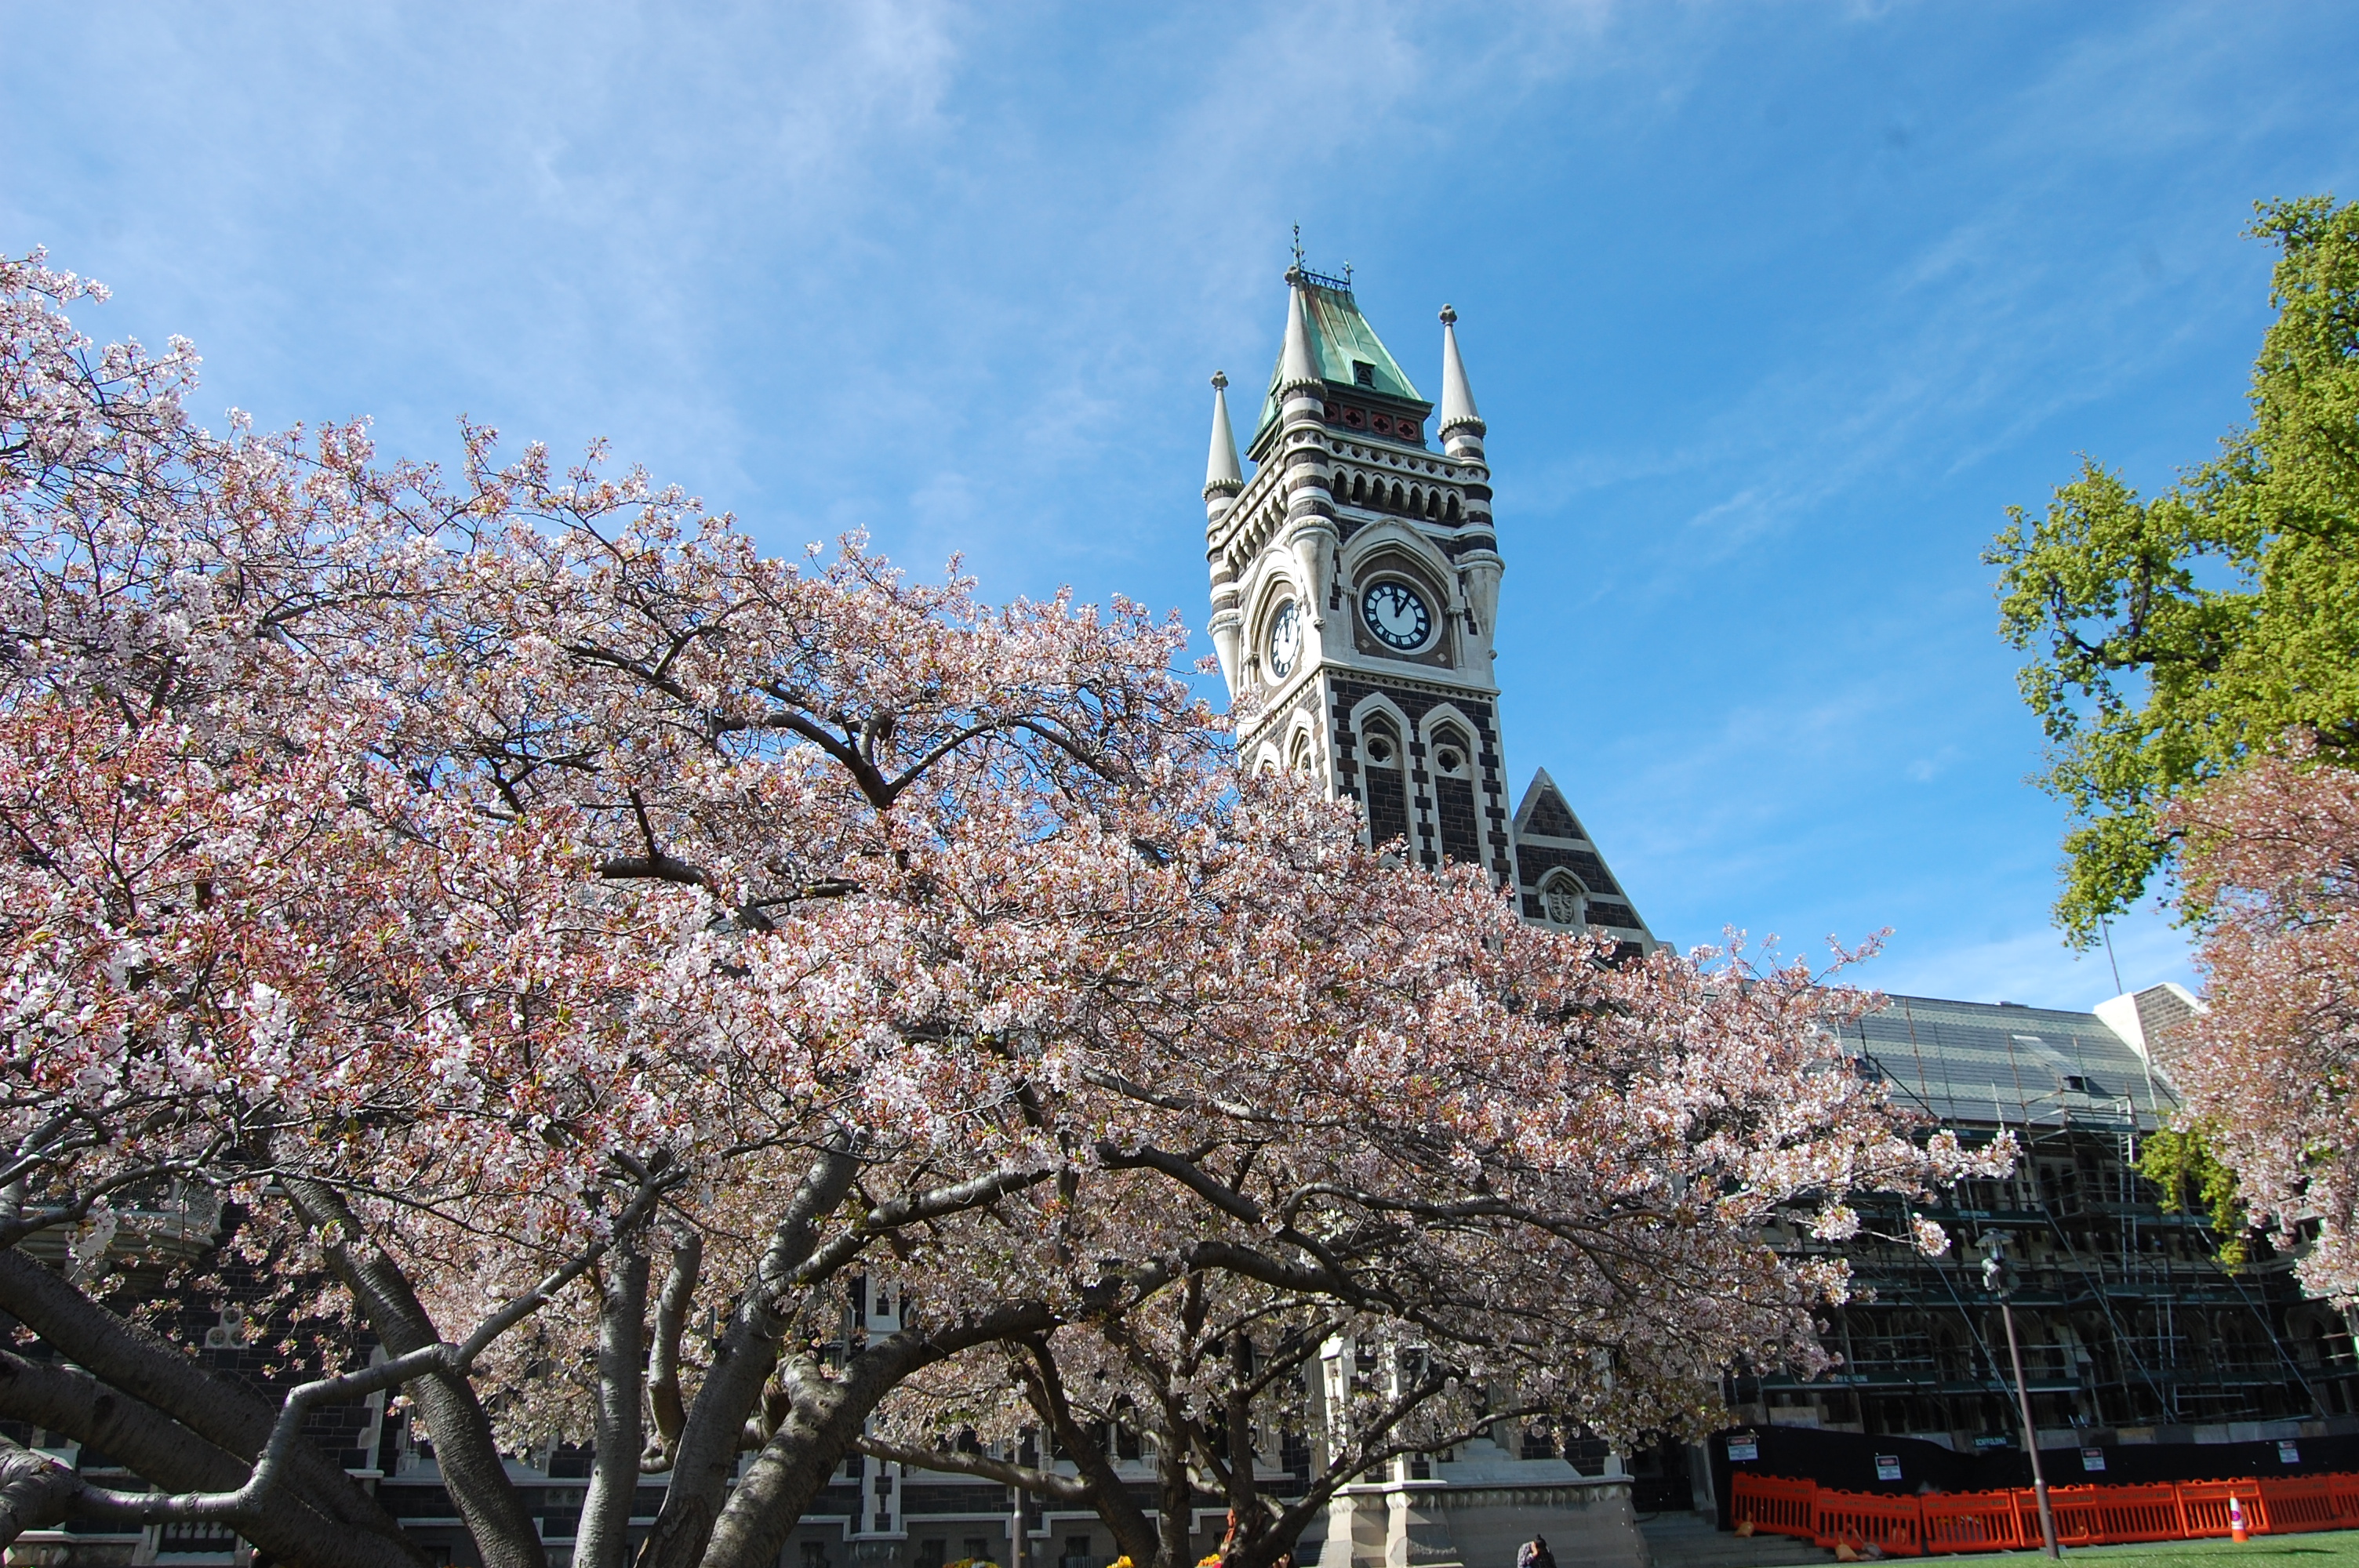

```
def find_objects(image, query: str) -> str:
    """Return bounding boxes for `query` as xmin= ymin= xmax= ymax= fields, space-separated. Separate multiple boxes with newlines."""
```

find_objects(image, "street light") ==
xmin=1981 ymin=1233 xmax=2059 ymax=1559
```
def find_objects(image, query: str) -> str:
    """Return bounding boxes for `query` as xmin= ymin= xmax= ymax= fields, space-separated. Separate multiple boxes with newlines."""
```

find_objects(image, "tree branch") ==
xmin=854 ymin=1432 xmax=1092 ymax=1503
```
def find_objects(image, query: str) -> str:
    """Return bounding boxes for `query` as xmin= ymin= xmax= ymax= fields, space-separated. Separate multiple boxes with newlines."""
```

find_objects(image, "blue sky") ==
xmin=7 ymin=2 xmax=2357 ymax=1007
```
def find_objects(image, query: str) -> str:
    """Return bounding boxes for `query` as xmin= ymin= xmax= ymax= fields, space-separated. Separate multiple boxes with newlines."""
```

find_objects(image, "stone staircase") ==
xmin=1637 ymin=1512 xmax=1831 ymax=1568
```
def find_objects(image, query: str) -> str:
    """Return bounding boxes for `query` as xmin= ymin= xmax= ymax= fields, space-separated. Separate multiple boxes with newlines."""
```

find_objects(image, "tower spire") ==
xmin=1438 ymin=303 xmax=1484 ymax=450
xmin=1204 ymin=371 xmax=1243 ymax=495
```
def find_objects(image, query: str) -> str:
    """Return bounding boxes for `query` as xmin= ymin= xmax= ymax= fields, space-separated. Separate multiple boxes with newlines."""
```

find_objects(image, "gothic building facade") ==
xmin=1194 ymin=267 xmax=1664 ymax=1568
xmin=1200 ymin=266 xmax=1652 ymax=950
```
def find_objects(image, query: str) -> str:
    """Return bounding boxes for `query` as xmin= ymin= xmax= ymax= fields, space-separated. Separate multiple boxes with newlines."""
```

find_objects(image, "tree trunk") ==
xmin=0 ymin=1348 xmax=425 ymax=1568
xmin=1224 ymin=1334 xmax=1263 ymax=1559
xmin=282 ymin=1178 xmax=547 ymax=1568
xmin=577 ymin=1245 xmax=650 ymax=1568
xmin=0 ymin=1248 xmax=421 ymax=1566
xmin=645 ymin=1231 xmax=702 ymax=1465
xmin=0 ymin=1439 xmax=84 ymax=1546
xmin=1020 ymin=1341 xmax=1158 ymax=1568
xmin=698 ymin=1303 xmax=1059 ymax=1568
xmin=634 ymin=1144 xmax=860 ymax=1568
xmin=1157 ymin=1429 xmax=1194 ymax=1568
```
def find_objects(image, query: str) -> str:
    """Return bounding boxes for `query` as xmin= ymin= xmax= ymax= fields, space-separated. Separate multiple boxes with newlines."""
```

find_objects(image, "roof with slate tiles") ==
xmin=1833 ymin=993 xmax=2179 ymax=1133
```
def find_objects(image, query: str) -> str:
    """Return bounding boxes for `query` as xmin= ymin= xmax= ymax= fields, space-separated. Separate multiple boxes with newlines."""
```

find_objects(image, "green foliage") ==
xmin=1988 ymin=196 xmax=2359 ymax=941
xmin=2137 ymin=1123 xmax=2251 ymax=1269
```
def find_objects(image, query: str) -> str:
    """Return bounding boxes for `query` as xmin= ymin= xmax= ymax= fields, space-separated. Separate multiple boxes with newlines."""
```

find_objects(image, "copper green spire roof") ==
xmin=1252 ymin=268 xmax=1427 ymax=448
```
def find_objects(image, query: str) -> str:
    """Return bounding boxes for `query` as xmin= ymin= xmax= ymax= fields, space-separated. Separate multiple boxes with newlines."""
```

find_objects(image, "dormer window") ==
xmin=1352 ymin=360 xmax=1376 ymax=387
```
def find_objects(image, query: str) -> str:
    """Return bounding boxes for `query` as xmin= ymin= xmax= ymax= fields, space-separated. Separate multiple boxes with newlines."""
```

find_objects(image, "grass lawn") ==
xmin=2008 ymin=1534 xmax=2359 ymax=1568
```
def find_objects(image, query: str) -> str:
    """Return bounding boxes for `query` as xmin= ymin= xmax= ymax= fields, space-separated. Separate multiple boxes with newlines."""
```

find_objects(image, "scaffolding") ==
xmin=1725 ymin=992 xmax=2359 ymax=1447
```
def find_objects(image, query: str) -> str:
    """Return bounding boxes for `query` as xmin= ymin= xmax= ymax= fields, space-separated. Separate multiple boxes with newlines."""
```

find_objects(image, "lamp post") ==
xmin=1982 ymin=1233 xmax=2059 ymax=1559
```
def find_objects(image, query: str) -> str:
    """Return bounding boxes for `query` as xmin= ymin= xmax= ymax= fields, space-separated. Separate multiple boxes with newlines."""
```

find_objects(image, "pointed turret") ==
xmin=1204 ymin=371 xmax=1246 ymax=696
xmin=1204 ymin=371 xmax=1244 ymax=498
xmin=1278 ymin=272 xmax=1321 ymax=394
xmin=1438 ymin=304 xmax=1485 ymax=459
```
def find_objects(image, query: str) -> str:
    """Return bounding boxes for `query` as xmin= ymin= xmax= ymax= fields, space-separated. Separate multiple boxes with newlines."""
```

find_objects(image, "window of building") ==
xmin=1358 ymin=715 xmax=1411 ymax=853
xmin=1430 ymin=724 xmax=1481 ymax=864
xmin=1353 ymin=360 xmax=1376 ymax=386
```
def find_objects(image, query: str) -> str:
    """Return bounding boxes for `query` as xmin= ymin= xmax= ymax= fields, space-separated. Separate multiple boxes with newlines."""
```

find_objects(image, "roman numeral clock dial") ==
xmin=1361 ymin=581 xmax=1432 ymax=652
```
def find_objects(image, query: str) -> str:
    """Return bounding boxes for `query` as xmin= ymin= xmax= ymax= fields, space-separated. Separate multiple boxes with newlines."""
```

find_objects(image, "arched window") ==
xmin=1351 ymin=473 xmax=1366 ymax=505
xmin=1430 ymin=726 xmax=1470 ymax=779
xmin=1429 ymin=723 xmax=1481 ymax=866
xmin=1358 ymin=715 xmax=1411 ymax=853
xmin=1426 ymin=490 xmax=1441 ymax=520
xmin=1408 ymin=487 xmax=1423 ymax=517
xmin=1390 ymin=482 xmax=1405 ymax=510
xmin=1445 ymin=494 xmax=1460 ymax=522
xmin=1289 ymin=729 xmax=1316 ymax=776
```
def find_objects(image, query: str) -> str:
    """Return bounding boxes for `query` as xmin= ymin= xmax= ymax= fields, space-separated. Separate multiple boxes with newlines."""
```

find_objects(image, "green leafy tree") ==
xmin=1988 ymin=196 xmax=2359 ymax=941
xmin=2135 ymin=1123 xmax=2252 ymax=1269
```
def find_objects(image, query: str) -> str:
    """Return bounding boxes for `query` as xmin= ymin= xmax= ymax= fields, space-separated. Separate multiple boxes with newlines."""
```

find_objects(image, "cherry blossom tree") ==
xmin=0 ymin=251 xmax=1997 ymax=1568
xmin=855 ymin=920 xmax=1996 ymax=1568
xmin=2155 ymin=751 xmax=2359 ymax=1301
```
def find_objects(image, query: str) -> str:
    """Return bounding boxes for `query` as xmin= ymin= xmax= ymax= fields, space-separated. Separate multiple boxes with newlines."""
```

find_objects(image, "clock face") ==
xmin=1267 ymin=599 xmax=1302 ymax=678
xmin=1361 ymin=581 xmax=1432 ymax=651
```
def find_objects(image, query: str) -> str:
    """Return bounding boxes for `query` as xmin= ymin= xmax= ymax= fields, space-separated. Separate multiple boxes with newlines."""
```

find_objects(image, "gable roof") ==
xmin=1513 ymin=768 xmax=1588 ymax=844
xmin=1512 ymin=770 xmax=1653 ymax=940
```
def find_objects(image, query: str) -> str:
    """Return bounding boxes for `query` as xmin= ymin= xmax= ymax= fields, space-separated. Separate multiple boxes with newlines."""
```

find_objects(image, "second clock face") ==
xmin=1267 ymin=599 xmax=1302 ymax=677
xmin=1361 ymin=581 xmax=1432 ymax=651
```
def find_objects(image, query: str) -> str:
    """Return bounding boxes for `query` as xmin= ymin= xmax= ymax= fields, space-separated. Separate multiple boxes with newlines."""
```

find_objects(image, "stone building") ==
xmin=1659 ymin=983 xmax=2359 ymax=1515
xmin=1199 ymin=262 xmax=1652 ymax=953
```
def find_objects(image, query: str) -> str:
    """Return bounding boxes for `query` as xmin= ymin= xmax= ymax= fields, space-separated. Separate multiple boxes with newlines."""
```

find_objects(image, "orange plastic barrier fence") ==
xmin=1728 ymin=1472 xmax=1818 ymax=1540
xmin=2259 ymin=1475 xmax=2347 ymax=1534
xmin=2178 ymin=1478 xmax=2267 ymax=1538
xmin=2043 ymin=1483 xmax=2186 ymax=1546
xmin=1918 ymin=1491 xmax=2025 ymax=1555
xmin=1728 ymin=1467 xmax=2359 ymax=1556
xmin=1813 ymin=1488 xmax=1925 ymax=1557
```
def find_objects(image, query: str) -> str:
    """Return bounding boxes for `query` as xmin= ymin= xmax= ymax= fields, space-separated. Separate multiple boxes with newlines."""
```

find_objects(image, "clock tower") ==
xmin=1202 ymin=265 xmax=1654 ymax=947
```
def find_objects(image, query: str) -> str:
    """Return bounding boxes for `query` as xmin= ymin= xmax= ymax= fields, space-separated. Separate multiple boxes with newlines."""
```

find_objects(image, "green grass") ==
xmin=2008 ymin=1533 xmax=2359 ymax=1568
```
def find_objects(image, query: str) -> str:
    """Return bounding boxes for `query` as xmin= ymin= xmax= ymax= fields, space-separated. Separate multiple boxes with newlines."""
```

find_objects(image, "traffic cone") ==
xmin=2230 ymin=1494 xmax=2249 ymax=1543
